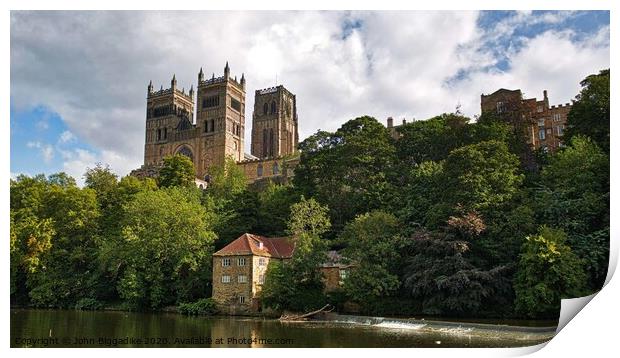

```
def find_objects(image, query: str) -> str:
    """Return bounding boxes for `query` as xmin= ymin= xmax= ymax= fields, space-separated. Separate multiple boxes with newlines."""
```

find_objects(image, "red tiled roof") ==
xmin=213 ymin=233 xmax=295 ymax=259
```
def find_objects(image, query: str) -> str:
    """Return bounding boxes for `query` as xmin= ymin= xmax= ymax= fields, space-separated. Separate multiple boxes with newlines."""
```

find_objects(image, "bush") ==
xmin=178 ymin=298 xmax=219 ymax=316
xmin=75 ymin=298 xmax=104 ymax=311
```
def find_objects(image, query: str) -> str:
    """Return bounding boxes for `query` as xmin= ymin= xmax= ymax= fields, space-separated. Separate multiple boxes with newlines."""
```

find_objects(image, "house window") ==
xmin=339 ymin=270 xmax=348 ymax=280
xmin=537 ymin=105 xmax=543 ymax=113
xmin=238 ymin=275 xmax=247 ymax=283
xmin=221 ymin=275 xmax=231 ymax=283
xmin=222 ymin=258 xmax=231 ymax=267
xmin=556 ymin=125 xmax=564 ymax=136
xmin=258 ymin=274 xmax=265 ymax=284
xmin=258 ymin=258 xmax=266 ymax=266
xmin=496 ymin=101 xmax=505 ymax=114
xmin=538 ymin=118 xmax=545 ymax=127
xmin=553 ymin=113 xmax=562 ymax=121
xmin=538 ymin=129 xmax=546 ymax=140
xmin=257 ymin=164 xmax=263 ymax=177
xmin=238 ymin=258 xmax=246 ymax=266
xmin=238 ymin=296 xmax=245 ymax=304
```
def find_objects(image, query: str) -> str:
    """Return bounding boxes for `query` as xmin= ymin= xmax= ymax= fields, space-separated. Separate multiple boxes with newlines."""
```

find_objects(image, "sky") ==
xmin=10 ymin=10 xmax=610 ymax=185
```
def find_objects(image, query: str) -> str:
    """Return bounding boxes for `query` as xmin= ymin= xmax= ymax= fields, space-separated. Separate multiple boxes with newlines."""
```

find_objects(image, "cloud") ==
xmin=10 ymin=11 xmax=609 ymax=179
xmin=26 ymin=140 xmax=54 ymax=163
xmin=59 ymin=130 xmax=75 ymax=144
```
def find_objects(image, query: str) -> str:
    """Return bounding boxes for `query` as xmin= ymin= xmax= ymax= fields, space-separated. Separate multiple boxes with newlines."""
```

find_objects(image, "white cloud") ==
xmin=10 ymin=11 xmax=609 ymax=179
xmin=58 ymin=130 xmax=75 ymax=144
xmin=25 ymin=140 xmax=54 ymax=163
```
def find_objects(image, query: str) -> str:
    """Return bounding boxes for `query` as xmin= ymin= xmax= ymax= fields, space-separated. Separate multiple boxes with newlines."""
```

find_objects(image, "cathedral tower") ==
xmin=251 ymin=85 xmax=298 ymax=159
xmin=144 ymin=74 xmax=195 ymax=168
xmin=195 ymin=62 xmax=246 ymax=175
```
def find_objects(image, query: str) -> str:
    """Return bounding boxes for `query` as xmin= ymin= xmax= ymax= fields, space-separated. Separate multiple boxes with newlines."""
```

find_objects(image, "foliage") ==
xmin=261 ymin=197 xmax=330 ymax=312
xmin=158 ymin=154 xmax=196 ymax=188
xmin=178 ymin=298 xmax=219 ymax=315
xmin=564 ymin=69 xmax=610 ymax=153
xmin=402 ymin=229 xmax=513 ymax=316
xmin=294 ymin=116 xmax=397 ymax=236
xmin=75 ymin=298 xmax=104 ymax=311
xmin=206 ymin=156 xmax=247 ymax=202
xmin=514 ymin=226 xmax=587 ymax=318
xmin=340 ymin=211 xmax=403 ymax=302
xmin=113 ymin=187 xmax=216 ymax=309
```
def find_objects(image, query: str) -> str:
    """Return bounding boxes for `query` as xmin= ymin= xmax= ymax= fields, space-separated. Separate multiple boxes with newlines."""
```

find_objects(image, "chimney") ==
xmin=543 ymin=90 xmax=548 ymax=101
xmin=387 ymin=117 xmax=393 ymax=128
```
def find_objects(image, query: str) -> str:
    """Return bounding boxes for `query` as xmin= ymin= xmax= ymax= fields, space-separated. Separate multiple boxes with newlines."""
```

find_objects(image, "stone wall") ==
xmin=212 ymin=255 xmax=254 ymax=314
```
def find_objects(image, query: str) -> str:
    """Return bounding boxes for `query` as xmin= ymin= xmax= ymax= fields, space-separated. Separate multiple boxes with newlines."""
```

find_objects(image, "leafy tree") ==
xmin=255 ymin=183 xmax=300 ymax=237
xmin=294 ymin=116 xmax=397 ymax=236
xmin=114 ymin=187 xmax=216 ymax=309
xmin=514 ymin=226 xmax=587 ymax=318
xmin=261 ymin=197 xmax=331 ymax=311
xmin=340 ymin=211 xmax=403 ymax=302
xmin=158 ymin=154 xmax=196 ymax=188
xmin=564 ymin=69 xmax=610 ymax=152
xmin=206 ymin=156 xmax=247 ymax=202
xmin=535 ymin=136 xmax=609 ymax=290
xmin=402 ymin=229 xmax=513 ymax=316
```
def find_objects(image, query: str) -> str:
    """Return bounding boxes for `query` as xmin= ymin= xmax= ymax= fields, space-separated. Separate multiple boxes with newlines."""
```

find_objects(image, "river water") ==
xmin=10 ymin=309 xmax=557 ymax=348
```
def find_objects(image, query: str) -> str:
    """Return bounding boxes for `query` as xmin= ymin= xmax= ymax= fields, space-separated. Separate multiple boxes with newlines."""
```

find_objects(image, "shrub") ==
xmin=75 ymin=298 xmax=104 ymax=311
xmin=178 ymin=298 xmax=219 ymax=316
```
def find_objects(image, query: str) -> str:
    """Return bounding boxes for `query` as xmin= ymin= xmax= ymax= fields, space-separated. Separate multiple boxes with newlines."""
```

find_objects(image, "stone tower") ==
xmin=144 ymin=74 xmax=196 ymax=168
xmin=196 ymin=62 xmax=246 ymax=174
xmin=251 ymin=85 xmax=298 ymax=159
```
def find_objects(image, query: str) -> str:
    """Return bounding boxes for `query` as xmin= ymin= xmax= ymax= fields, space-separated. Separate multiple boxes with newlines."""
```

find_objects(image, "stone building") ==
xmin=319 ymin=251 xmax=355 ymax=292
xmin=212 ymin=233 xmax=295 ymax=314
xmin=135 ymin=62 xmax=299 ymax=185
xmin=480 ymin=88 xmax=570 ymax=152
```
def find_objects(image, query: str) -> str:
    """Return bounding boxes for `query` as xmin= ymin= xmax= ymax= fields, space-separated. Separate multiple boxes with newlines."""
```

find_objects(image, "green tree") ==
xmin=294 ymin=116 xmax=397 ymax=236
xmin=255 ymin=183 xmax=300 ymax=237
xmin=564 ymin=69 xmax=610 ymax=153
xmin=206 ymin=156 xmax=247 ymax=202
xmin=340 ymin=211 xmax=403 ymax=303
xmin=535 ymin=136 xmax=609 ymax=290
xmin=158 ymin=154 xmax=196 ymax=188
xmin=261 ymin=197 xmax=331 ymax=311
xmin=114 ymin=187 xmax=216 ymax=309
xmin=514 ymin=226 xmax=587 ymax=318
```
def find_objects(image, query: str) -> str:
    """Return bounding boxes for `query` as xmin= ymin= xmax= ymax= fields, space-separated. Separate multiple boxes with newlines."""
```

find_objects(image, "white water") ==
xmin=374 ymin=321 xmax=427 ymax=330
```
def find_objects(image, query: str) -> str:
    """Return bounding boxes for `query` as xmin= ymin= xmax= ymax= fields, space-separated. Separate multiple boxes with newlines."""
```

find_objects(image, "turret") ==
xmin=148 ymin=80 xmax=153 ymax=94
xmin=189 ymin=85 xmax=194 ymax=98
xmin=171 ymin=74 xmax=177 ymax=89
xmin=198 ymin=67 xmax=204 ymax=83
xmin=387 ymin=116 xmax=393 ymax=128
xmin=224 ymin=61 xmax=230 ymax=79
xmin=240 ymin=73 xmax=246 ymax=89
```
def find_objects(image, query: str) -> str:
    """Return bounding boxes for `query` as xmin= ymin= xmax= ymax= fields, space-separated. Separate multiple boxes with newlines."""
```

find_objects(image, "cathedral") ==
xmin=135 ymin=62 xmax=300 ymax=185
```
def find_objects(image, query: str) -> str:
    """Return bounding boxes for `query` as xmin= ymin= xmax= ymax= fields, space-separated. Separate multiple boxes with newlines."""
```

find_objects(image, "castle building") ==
xmin=136 ymin=63 xmax=299 ymax=185
xmin=480 ymin=88 xmax=570 ymax=153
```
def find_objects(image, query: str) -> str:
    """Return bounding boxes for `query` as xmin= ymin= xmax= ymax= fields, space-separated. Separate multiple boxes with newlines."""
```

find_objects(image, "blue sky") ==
xmin=10 ymin=10 xmax=610 ymax=185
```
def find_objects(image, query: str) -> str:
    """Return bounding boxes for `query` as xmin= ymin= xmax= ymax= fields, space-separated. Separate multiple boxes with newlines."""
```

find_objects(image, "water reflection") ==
xmin=10 ymin=309 xmax=555 ymax=348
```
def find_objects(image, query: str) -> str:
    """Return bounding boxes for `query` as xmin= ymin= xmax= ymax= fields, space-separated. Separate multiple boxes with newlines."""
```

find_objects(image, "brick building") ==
xmin=480 ymin=88 xmax=571 ymax=152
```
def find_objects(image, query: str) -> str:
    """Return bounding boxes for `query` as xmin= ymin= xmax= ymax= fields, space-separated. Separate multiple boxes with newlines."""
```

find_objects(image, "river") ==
xmin=10 ymin=309 xmax=557 ymax=348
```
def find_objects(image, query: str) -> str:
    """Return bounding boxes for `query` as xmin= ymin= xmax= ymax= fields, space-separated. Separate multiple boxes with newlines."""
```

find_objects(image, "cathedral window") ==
xmin=231 ymin=98 xmax=241 ymax=112
xmin=203 ymin=95 xmax=219 ymax=108
xmin=163 ymin=128 xmax=167 ymax=139
xmin=262 ymin=129 xmax=268 ymax=157
xmin=263 ymin=103 xmax=268 ymax=115
xmin=157 ymin=129 xmax=161 ymax=141
xmin=269 ymin=129 xmax=274 ymax=157
xmin=270 ymin=101 xmax=277 ymax=114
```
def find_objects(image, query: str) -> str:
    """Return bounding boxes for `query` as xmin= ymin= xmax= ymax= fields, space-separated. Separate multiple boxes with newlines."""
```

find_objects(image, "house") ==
xmin=211 ymin=233 xmax=354 ymax=314
xmin=211 ymin=233 xmax=295 ymax=314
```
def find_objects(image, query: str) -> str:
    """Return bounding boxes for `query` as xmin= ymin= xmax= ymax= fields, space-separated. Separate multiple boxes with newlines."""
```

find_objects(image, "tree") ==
xmin=293 ymin=116 xmax=397 ymax=236
xmin=513 ymin=226 xmax=587 ymax=318
xmin=340 ymin=211 xmax=403 ymax=303
xmin=255 ymin=182 xmax=300 ymax=237
xmin=206 ymin=156 xmax=247 ymax=202
xmin=535 ymin=136 xmax=609 ymax=290
xmin=114 ymin=187 xmax=216 ymax=309
xmin=158 ymin=154 xmax=196 ymax=188
xmin=402 ymin=229 xmax=513 ymax=316
xmin=564 ymin=69 xmax=610 ymax=153
xmin=261 ymin=197 xmax=331 ymax=311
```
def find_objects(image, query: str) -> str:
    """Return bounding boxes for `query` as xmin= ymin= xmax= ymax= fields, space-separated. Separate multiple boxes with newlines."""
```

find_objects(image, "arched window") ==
xmin=263 ymin=128 xmax=268 ymax=157
xmin=257 ymin=164 xmax=263 ymax=177
xmin=269 ymin=128 xmax=274 ymax=157
xmin=273 ymin=162 xmax=279 ymax=175
xmin=263 ymin=103 xmax=268 ymax=115
xmin=176 ymin=145 xmax=194 ymax=161
xmin=270 ymin=101 xmax=277 ymax=114
xmin=210 ymin=119 xmax=215 ymax=132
